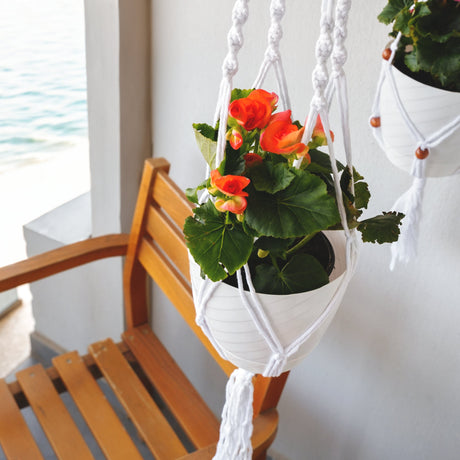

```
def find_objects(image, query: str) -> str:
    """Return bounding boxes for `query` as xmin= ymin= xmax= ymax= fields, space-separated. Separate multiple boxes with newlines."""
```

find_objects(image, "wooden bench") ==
xmin=0 ymin=158 xmax=288 ymax=460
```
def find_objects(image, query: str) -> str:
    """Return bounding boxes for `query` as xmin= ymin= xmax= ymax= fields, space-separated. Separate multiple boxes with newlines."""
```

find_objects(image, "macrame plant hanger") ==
xmin=370 ymin=31 xmax=460 ymax=269
xmin=192 ymin=1 xmax=359 ymax=458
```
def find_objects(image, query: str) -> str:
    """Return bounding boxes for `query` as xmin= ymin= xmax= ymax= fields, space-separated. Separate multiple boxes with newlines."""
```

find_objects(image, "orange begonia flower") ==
xmin=228 ymin=89 xmax=278 ymax=131
xmin=210 ymin=169 xmax=250 ymax=197
xmin=215 ymin=196 xmax=247 ymax=215
xmin=311 ymin=115 xmax=334 ymax=146
xmin=226 ymin=128 xmax=243 ymax=150
xmin=244 ymin=152 xmax=263 ymax=168
xmin=260 ymin=110 xmax=310 ymax=157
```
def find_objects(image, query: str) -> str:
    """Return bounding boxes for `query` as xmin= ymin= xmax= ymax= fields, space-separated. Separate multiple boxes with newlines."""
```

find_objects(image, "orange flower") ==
xmin=210 ymin=169 xmax=250 ymax=197
xmin=260 ymin=110 xmax=310 ymax=157
xmin=228 ymin=89 xmax=278 ymax=131
xmin=244 ymin=153 xmax=263 ymax=168
xmin=311 ymin=115 xmax=334 ymax=146
xmin=215 ymin=196 xmax=247 ymax=214
xmin=226 ymin=128 xmax=243 ymax=150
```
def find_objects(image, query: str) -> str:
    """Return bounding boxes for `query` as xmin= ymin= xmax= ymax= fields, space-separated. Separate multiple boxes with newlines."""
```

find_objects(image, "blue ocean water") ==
xmin=0 ymin=0 xmax=88 ymax=170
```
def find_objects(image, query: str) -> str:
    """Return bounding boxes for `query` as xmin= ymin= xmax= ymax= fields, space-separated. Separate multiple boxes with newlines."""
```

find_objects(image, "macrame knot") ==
xmin=313 ymin=68 xmax=329 ymax=92
xmin=232 ymin=1 xmax=249 ymax=25
xmin=265 ymin=47 xmax=280 ymax=63
xmin=312 ymin=94 xmax=327 ymax=113
xmin=223 ymin=56 xmax=239 ymax=78
xmin=316 ymin=36 xmax=333 ymax=60
xmin=228 ymin=29 xmax=244 ymax=52
xmin=264 ymin=352 xmax=287 ymax=378
xmin=268 ymin=23 xmax=283 ymax=45
xmin=271 ymin=0 xmax=286 ymax=19
xmin=332 ymin=48 xmax=348 ymax=68
xmin=319 ymin=16 xmax=334 ymax=35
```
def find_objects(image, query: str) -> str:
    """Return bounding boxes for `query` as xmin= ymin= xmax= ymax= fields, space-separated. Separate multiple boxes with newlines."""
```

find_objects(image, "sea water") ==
xmin=0 ymin=0 xmax=88 ymax=172
xmin=0 ymin=0 xmax=90 ymax=266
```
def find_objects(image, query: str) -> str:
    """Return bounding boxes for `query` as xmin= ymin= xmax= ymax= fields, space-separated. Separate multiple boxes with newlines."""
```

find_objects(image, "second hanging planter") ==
xmin=379 ymin=62 xmax=460 ymax=177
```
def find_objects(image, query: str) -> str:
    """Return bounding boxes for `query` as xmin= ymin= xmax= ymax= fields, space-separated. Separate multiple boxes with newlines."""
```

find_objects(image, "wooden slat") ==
xmin=88 ymin=338 xmax=187 ymax=460
xmin=7 ymin=341 xmax=132 ymax=407
xmin=123 ymin=326 xmax=220 ymax=448
xmin=145 ymin=204 xmax=190 ymax=279
xmin=152 ymin=169 xmax=193 ymax=230
xmin=177 ymin=409 xmax=279 ymax=460
xmin=0 ymin=234 xmax=129 ymax=292
xmin=137 ymin=238 xmax=235 ymax=376
xmin=53 ymin=351 xmax=143 ymax=460
xmin=0 ymin=379 xmax=44 ymax=460
xmin=16 ymin=364 xmax=94 ymax=460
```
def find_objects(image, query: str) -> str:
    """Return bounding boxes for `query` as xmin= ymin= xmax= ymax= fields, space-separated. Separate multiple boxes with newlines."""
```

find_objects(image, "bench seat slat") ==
xmin=53 ymin=351 xmax=143 ymax=460
xmin=88 ymin=338 xmax=188 ymax=460
xmin=16 ymin=364 xmax=94 ymax=460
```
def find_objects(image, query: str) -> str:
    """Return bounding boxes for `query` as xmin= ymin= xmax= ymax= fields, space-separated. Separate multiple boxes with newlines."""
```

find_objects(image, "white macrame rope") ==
xmin=213 ymin=368 xmax=255 ymax=460
xmin=214 ymin=0 xmax=250 ymax=167
xmin=253 ymin=0 xmax=291 ymax=110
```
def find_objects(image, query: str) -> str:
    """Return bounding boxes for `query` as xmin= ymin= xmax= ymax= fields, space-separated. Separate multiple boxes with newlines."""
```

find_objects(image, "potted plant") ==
xmin=185 ymin=88 xmax=404 ymax=373
xmin=373 ymin=0 xmax=460 ymax=177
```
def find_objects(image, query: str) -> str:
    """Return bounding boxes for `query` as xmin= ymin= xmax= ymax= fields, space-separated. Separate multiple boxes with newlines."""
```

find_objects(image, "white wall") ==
xmin=151 ymin=1 xmax=460 ymax=459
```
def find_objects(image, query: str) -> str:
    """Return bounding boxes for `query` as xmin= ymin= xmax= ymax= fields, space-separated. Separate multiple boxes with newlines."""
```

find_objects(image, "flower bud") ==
xmin=257 ymin=249 xmax=269 ymax=258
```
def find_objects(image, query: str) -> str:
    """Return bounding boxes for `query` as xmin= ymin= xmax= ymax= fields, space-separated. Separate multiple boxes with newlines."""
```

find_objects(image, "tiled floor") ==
xmin=0 ymin=297 xmax=35 ymax=379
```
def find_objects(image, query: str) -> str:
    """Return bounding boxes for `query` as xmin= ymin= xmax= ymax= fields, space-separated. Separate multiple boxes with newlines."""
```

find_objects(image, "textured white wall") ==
xmin=151 ymin=1 xmax=460 ymax=459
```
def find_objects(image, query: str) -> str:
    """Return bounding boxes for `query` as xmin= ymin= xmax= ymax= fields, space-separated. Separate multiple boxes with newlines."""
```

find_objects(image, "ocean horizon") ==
xmin=0 ymin=0 xmax=88 ymax=173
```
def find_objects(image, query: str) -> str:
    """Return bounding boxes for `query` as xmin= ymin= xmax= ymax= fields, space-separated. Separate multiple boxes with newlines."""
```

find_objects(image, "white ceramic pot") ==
xmin=190 ymin=231 xmax=347 ymax=374
xmin=379 ymin=63 xmax=460 ymax=177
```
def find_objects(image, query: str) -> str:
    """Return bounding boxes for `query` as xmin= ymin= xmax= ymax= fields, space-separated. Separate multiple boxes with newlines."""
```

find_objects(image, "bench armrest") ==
xmin=0 ymin=234 xmax=129 ymax=292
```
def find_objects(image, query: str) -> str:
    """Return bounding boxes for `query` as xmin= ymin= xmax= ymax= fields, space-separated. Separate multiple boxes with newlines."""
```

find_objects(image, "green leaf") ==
xmin=193 ymin=123 xmax=217 ymax=140
xmin=354 ymin=181 xmax=371 ymax=210
xmin=357 ymin=212 xmax=404 ymax=244
xmin=245 ymin=170 xmax=341 ymax=238
xmin=184 ymin=201 xmax=253 ymax=281
xmin=393 ymin=7 xmax=412 ymax=36
xmin=252 ymin=254 xmax=329 ymax=295
xmin=193 ymin=127 xmax=217 ymax=169
xmin=307 ymin=149 xmax=345 ymax=175
xmin=231 ymin=88 xmax=254 ymax=102
xmin=378 ymin=0 xmax=413 ymax=25
xmin=249 ymin=162 xmax=296 ymax=194
xmin=185 ymin=180 xmax=208 ymax=204
xmin=340 ymin=167 xmax=371 ymax=210
xmin=221 ymin=146 xmax=245 ymax=176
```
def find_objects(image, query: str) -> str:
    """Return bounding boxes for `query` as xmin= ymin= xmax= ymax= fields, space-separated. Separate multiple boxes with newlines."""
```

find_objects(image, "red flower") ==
xmin=215 ymin=196 xmax=247 ymax=214
xmin=228 ymin=89 xmax=278 ymax=131
xmin=226 ymin=128 xmax=243 ymax=150
xmin=210 ymin=169 xmax=250 ymax=197
xmin=260 ymin=110 xmax=310 ymax=157
xmin=244 ymin=153 xmax=263 ymax=167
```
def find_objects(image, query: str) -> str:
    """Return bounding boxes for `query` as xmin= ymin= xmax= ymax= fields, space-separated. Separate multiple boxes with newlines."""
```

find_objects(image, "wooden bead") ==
xmin=370 ymin=117 xmax=381 ymax=128
xmin=382 ymin=48 xmax=392 ymax=61
xmin=415 ymin=147 xmax=429 ymax=159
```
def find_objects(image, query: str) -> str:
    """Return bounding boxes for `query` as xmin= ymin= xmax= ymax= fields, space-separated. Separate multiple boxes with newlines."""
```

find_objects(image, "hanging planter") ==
xmin=189 ymin=231 xmax=347 ymax=374
xmin=183 ymin=1 xmax=404 ymax=458
xmin=379 ymin=63 xmax=460 ymax=178
xmin=370 ymin=0 xmax=460 ymax=268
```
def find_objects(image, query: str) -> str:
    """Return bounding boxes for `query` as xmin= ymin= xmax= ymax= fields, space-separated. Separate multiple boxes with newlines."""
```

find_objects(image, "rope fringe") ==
xmin=213 ymin=369 xmax=255 ymax=460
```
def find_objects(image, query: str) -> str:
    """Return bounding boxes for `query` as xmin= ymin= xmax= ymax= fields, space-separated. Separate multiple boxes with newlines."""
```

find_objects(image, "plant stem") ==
xmin=286 ymin=232 xmax=317 ymax=255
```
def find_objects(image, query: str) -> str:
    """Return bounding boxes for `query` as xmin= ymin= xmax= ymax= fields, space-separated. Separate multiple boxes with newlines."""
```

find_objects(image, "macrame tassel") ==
xmin=390 ymin=176 xmax=426 ymax=270
xmin=213 ymin=369 xmax=255 ymax=460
